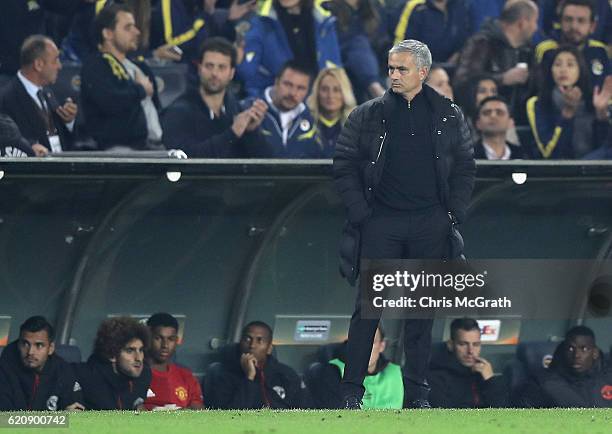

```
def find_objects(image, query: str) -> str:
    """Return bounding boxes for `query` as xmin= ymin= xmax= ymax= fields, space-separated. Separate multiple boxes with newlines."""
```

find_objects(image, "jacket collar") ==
xmin=381 ymin=84 xmax=454 ymax=121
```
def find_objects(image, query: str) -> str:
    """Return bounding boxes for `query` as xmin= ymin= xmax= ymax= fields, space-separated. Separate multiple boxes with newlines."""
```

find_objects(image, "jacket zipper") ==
xmin=375 ymin=131 xmax=387 ymax=163
xmin=28 ymin=373 xmax=40 ymax=410
xmin=258 ymin=369 xmax=271 ymax=407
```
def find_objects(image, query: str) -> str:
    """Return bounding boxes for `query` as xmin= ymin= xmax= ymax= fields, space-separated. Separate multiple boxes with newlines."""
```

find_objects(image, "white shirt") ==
xmin=482 ymin=141 xmax=511 ymax=160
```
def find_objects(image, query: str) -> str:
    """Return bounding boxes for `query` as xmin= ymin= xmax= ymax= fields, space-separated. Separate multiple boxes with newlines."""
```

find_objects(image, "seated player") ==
xmin=204 ymin=321 xmax=301 ymax=409
xmin=73 ymin=317 xmax=152 ymax=410
xmin=428 ymin=317 xmax=508 ymax=408
xmin=144 ymin=312 xmax=203 ymax=410
xmin=0 ymin=316 xmax=83 ymax=411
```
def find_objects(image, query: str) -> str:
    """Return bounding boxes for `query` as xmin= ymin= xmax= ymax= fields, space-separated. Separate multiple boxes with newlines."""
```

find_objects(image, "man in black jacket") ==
xmin=204 ymin=321 xmax=301 ymax=409
xmin=80 ymin=4 xmax=162 ymax=150
xmin=162 ymin=37 xmax=269 ymax=158
xmin=0 ymin=316 xmax=83 ymax=411
xmin=522 ymin=326 xmax=612 ymax=408
xmin=333 ymin=39 xmax=475 ymax=409
xmin=73 ymin=317 xmax=152 ymax=410
xmin=428 ymin=318 xmax=508 ymax=408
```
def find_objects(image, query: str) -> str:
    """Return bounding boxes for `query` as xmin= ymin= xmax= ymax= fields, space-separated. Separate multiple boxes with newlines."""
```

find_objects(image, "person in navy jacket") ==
xmin=237 ymin=0 xmax=342 ymax=97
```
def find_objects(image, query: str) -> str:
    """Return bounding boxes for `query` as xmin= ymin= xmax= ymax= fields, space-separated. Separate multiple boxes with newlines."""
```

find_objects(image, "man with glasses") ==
xmin=333 ymin=39 xmax=475 ymax=409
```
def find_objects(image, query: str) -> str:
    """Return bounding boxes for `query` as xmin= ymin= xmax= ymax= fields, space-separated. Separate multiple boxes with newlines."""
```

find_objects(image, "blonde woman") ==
xmin=307 ymin=67 xmax=357 ymax=157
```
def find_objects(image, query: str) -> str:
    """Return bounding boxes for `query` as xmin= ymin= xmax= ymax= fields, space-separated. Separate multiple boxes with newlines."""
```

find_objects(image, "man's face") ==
xmin=560 ymin=5 xmax=595 ymax=45
xmin=476 ymin=100 xmax=513 ymax=135
xmin=368 ymin=329 xmax=386 ymax=367
xmin=149 ymin=326 xmax=178 ymax=365
xmin=273 ymin=68 xmax=310 ymax=112
xmin=239 ymin=326 xmax=273 ymax=365
xmin=519 ymin=9 xmax=539 ymax=44
xmin=107 ymin=11 xmax=140 ymax=54
xmin=388 ymin=52 xmax=427 ymax=97
xmin=449 ymin=329 xmax=482 ymax=368
xmin=199 ymin=51 xmax=235 ymax=95
xmin=18 ymin=330 xmax=54 ymax=372
xmin=565 ymin=335 xmax=598 ymax=374
xmin=36 ymin=41 xmax=61 ymax=86
xmin=114 ymin=338 xmax=145 ymax=378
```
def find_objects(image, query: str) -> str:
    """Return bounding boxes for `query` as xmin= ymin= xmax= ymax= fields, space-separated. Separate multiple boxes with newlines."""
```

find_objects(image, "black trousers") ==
xmin=340 ymin=204 xmax=450 ymax=401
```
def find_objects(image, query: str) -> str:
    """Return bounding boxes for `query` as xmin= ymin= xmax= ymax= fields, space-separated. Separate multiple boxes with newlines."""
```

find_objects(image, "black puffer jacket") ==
xmin=333 ymin=85 xmax=475 ymax=284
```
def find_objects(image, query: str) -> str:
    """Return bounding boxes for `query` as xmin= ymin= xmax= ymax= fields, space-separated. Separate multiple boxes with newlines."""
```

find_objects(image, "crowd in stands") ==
xmin=0 ymin=0 xmax=610 ymax=159
xmin=1 ymin=314 xmax=611 ymax=410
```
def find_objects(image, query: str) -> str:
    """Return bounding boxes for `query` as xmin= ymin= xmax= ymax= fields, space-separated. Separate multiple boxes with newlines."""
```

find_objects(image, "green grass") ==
xmin=1 ymin=409 xmax=610 ymax=434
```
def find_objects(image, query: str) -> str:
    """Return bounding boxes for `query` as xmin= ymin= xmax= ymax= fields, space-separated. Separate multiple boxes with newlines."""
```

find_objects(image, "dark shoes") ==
xmin=342 ymin=395 xmax=363 ymax=410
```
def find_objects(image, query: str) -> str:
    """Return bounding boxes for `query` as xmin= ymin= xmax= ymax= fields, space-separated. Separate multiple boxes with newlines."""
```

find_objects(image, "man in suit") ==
xmin=0 ymin=35 xmax=77 ymax=155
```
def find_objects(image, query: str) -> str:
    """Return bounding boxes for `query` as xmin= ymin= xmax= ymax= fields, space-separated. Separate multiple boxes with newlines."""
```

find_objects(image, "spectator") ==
xmin=394 ymin=0 xmax=473 ymax=63
xmin=237 ymin=0 xmax=342 ymax=97
xmin=474 ymin=95 xmax=529 ymax=159
xmin=63 ymin=0 xmax=178 ymax=63
xmin=0 ymin=316 xmax=84 ymax=411
xmin=80 ymin=4 xmax=163 ymax=150
xmin=426 ymin=64 xmax=454 ymax=100
xmin=310 ymin=326 xmax=405 ymax=409
xmin=162 ymin=37 xmax=270 ymax=157
xmin=204 ymin=321 xmax=301 ymax=409
xmin=306 ymin=67 xmax=356 ymax=157
xmin=258 ymin=61 xmax=321 ymax=158
xmin=0 ymin=0 xmax=82 ymax=79
xmin=0 ymin=35 xmax=77 ymax=154
xmin=428 ymin=318 xmax=508 ymax=408
xmin=144 ymin=313 xmax=204 ymax=410
xmin=326 ymin=0 xmax=386 ymax=99
xmin=535 ymin=0 xmax=610 ymax=89
xmin=454 ymin=0 xmax=539 ymax=122
xmin=73 ymin=317 xmax=151 ymax=410
xmin=0 ymin=113 xmax=36 ymax=157
xmin=456 ymin=74 xmax=498 ymax=126
xmin=526 ymin=46 xmax=610 ymax=159
xmin=540 ymin=0 xmax=611 ymax=44
xmin=522 ymin=326 xmax=612 ymax=407
xmin=150 ymin=0 xmax=257 ymax=67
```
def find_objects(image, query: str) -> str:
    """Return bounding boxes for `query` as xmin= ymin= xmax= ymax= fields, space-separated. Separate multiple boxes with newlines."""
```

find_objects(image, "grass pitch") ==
xmin=1 ymin=409 xmax=610 ymax=434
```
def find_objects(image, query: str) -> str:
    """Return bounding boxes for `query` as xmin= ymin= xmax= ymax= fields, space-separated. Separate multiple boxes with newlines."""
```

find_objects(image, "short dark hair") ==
xmin=198 ymin=37 xmax=237 ymax=68
xmin=242 ymin=321 xmax=273 ymax=341
xmin=277 ymin=60 xmax=313 ymax=82
xmin=560 ymin=0 xmax=596 ymax=21
xmin=20 ymin=35 xmax=52 ymax=68
xmin=477 ymin=95 xmax=511 ymax=117
xmin=565 ymin=325 xmax=596 ymax=342
xmin=499 ymin=0 xmax=538 ymax=24
xmin=93 ymin=4 xmax=133 ymax=46
xmin=147 ymin=312 xmax=179 ymax=332
xmin=19 ymin=316 xmax=55 ymax=342
xmin=94 ymin=317 xmax=150 ymax=360
xmin=450 ymin=317 xmax=480 ymax=341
